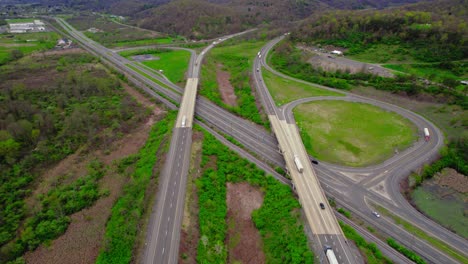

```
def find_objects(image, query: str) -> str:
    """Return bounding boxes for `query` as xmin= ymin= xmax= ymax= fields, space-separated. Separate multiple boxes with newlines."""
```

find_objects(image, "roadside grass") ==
xmin=200 ymin=40 xmax=268 ymax=126
xmin=294 ymin=101 xmax=417 ymax=167
xmin=383 ymin=63 xmax=467 ymax=82
xmin=412 ymin=186 xmax=467 ymax=238
xmin=339 ymin=221 xmax=393 ymax=264
xmin=375 ymin=205 xmax=468 ymax=264
xmin=140 ymin=50 xmax=190 ymax=84
xmin=262 ymin=68 xmax=343 ymax=105
xmin=0 ymin=32 xmax=59 ymax=65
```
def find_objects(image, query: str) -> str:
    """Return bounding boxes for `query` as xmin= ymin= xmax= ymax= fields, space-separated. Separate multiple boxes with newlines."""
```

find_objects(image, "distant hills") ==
xmin=2 ymin=0 xmax=434 ymax=38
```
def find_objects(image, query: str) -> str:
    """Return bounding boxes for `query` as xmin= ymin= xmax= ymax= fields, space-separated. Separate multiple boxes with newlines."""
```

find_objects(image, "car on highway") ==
xmin=312 ymin=160 xmax=318 ymax=165
xmin=372 ymin=211 xmax=380 ymax=218
xmin=256 ymin=68 xmax=259 ymax=72
xmin=320 ymin=203 xmax=325 ymax=210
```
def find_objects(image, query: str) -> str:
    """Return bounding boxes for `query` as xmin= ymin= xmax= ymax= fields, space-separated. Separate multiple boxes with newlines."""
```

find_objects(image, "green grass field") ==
xmin=139 ymin=50 xmax=190 ymax=84
xmin=0 ymin=32 xmax=59 ymax=65
xmin=262 ymin=69 xmax=343 ymax=105
xmin=412 ymin=186 xmax=467 ymax=239
xmin=383 ymin=63 xmax=467 ymax=82
xmin=6 ymin=18 xmax=35 ymax=23
xmin=347 ymin=44 xmax=417 ymax=64
xmin=294 ymin=101 xmax=417 ymax=167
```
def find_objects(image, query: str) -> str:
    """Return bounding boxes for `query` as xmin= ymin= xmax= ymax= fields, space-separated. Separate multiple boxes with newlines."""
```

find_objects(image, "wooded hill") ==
xmin=292 ymin=0 xmax=468 ymax=62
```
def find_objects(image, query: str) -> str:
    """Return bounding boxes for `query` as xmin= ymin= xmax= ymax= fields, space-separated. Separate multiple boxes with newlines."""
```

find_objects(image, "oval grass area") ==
xmin=294 ymin=101 xmax=417 ymax=167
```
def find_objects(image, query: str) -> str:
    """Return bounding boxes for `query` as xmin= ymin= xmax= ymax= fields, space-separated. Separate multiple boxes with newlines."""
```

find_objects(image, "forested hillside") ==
xmin=292 ymin=0 xmax=467 ymax=62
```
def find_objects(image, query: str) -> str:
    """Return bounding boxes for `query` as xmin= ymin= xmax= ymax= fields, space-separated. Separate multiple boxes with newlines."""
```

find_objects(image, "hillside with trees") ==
xmin=292 ymin=0 xmax=467 ymax=62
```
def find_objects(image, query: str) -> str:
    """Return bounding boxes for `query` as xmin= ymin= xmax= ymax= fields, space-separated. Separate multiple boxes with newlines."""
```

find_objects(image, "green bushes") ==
xmin=414 ymin=141 xmax=467 ymax=186
xmin=339 ymin=221 xmax=392 ymax=264
xmin=0 ymin=53 xmax=149 ymax=261
xmin=196 ymin=131 xmax=313 ymax=263
xmin=1 ymin=161 xmax=105 ymax=261
xmin=200 ymin=41 xmax=268 ymax=127
xmin=387 ymin=238 xmax=426 ymax=264
xmin=337 ymin=208 xmax=351 ymax=219
xmin=270 ymin=41 xmax=467 ymax=109
xmin=96 ymin=111 xmax=176 ymax=264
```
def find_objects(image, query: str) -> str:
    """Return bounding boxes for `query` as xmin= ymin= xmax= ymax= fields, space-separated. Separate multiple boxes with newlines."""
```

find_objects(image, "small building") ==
xmin=461 ymin=80 xmax=468 ymax=85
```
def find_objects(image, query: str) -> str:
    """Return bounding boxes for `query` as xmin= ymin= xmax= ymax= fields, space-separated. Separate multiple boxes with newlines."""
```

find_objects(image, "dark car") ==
xmin=312 ymin=160 xmax=319 ymax=165
xmin=320 ymin=203 xmax=325 ymax=209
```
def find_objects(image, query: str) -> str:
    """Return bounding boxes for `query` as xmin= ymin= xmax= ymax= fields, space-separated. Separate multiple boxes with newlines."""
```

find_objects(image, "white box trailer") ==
xmin=293 ymin=155 xmax=303 ymax=173
xmin=325 ymin=246 xmax=339 ymax=264
xmin=424 ymin=127 xmax=430 ymax=141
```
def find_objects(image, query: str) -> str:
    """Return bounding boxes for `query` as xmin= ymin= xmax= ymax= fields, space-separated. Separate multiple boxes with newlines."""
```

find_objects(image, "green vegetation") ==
xmin=387 ymin=238 xmax=426 ymax=264
xmin=294 ymin=101 xmax=417 ymax=167
xmin=376 ymin=205 xmax=468 ymax=263
xmin=0 ymin=32 xmax=59 ymax=65
xmin=412 ymin=185 xmax=467 ymax=238
xmin=66 ymin=14 xmax=169 ymax=48
xmin=6 ymin=18 xmax=35 ymax=23
xmin=339 ymin=221 xmax=393 ymax=264
xmin=337 ymin=208 xmax=351 ymax=219
xmin=262 ymin=68 xmax=343 ymax=105
xmin=200 ymin=40 xmax=268 ymax=127
xmin=0 ymin=52 xmax=149 ymax=262
xmin=196 ymin=130 xmax=313 ymax=263
xmin=383 ymin=62 xmax=468 ymax=83
xmin=113 ymin=37 xmax=183 ymax=47
xmin=96 ymin=111 xmax=176 ymax=264
xmin=120 ymin=48 xmax=190 ymax=84
xmin=294 ymin=10 xmax=467 ymax=63
xmin=270 ymin=41 xmax=467 ymax=109
xmin=413 ymin=141 xmax=467 ymax=186
xmin=2 ymin=161 xmax=105 ymax=261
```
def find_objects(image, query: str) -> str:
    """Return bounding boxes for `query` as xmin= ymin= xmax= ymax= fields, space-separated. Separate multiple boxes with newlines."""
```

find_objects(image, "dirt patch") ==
xmin=216 ymin=64 xmax=238 ymax=107
xmin=226 ymin=182 xmax=265 ymax=264
xmin=435 ymin=168 xmax=468 ymax=193
xmin=298 ymin=45 xmax=393 ymax=78
xmin=179 ymin=131 xmax=204 ymax=264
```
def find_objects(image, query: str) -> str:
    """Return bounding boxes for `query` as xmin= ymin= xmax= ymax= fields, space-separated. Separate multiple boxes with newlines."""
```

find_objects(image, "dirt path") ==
xmin=216 ymin=64 xmax=238 ymax=107
xmin=226 ymin=182 xmax=265 ymax=264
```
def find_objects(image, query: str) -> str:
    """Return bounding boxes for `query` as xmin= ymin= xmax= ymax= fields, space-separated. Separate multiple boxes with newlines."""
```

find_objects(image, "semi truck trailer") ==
xmin=293 ymin=154 xmax=303 ymax=173
xmin=424 ymin=127 xmax=430 ymax=141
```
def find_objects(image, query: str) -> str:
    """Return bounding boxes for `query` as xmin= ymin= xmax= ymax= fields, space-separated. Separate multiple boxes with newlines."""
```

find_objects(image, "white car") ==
xmin=372 ymin=211 xmax=381 ymax=218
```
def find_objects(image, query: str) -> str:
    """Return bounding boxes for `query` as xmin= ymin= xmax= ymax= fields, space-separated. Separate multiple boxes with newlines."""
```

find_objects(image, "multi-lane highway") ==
xmin=141 ymin=32 xmax=254 ymax=263
xmin=53 ymin=18 xmax=467 ymax=264
xmin=253 ymin=43 xmax=360 ymax=263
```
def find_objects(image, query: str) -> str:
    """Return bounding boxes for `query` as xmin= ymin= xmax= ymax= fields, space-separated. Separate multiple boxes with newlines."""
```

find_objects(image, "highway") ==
xmin=53 ymin=18 xmax=467 ymax=263
xmin=141 ymin=32 xmax=254 ymax=263
xmin=253 ymin=43 xmax=360 ymax=263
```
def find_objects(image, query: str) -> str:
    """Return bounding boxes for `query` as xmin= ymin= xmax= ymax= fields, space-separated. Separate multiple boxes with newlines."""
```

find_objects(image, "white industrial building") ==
xmin=8 ymin=20 xmax=46 ymax=33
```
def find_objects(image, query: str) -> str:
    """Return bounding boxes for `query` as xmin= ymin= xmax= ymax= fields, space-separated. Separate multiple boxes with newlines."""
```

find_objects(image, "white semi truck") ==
xmin=424 ymin=127 xmax=430 ymax=141
xmin=293 ymin=154 xmax=303 ymax=173
xmin=181 ymin=115 xmax=186 ymax=127
xmin=325 ymin=246 xmax=339 ymax=264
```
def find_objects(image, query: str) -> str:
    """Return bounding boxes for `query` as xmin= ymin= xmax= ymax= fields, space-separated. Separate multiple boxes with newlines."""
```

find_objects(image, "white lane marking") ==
xmin=165 ymin=230 xmax=168 ymax=236
xmin=170 ymin=202 xmax=172 ymax=208
xmin=324 ymin=236 xmax=328 ymax=242
xmin=174 ymin=181 xmax=176 ymax=186
xmin=168 ymin=217 xmax=170 ymax=222
xmin=162 ymin=247 xmax=165 ymax=255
